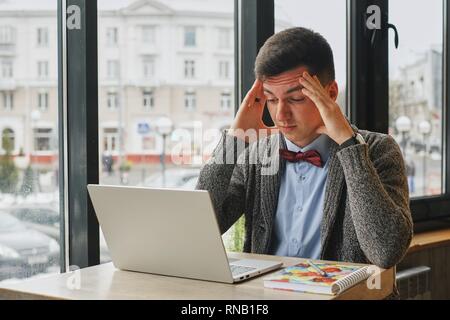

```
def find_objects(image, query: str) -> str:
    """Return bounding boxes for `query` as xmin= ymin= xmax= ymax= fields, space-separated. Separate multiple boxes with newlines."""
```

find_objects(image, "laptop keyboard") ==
xmin=230 ymin=264 xmax=257 ymax=276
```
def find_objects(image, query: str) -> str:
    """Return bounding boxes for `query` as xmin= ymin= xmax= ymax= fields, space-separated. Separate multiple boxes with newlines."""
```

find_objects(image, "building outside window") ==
xmin=184 ymin=60 xmax=195 ymax=78
xmin=107 ymin=91 xmax=119 ymax=110
xmin=218 ymin=60 xmax=229 ymax=79
xmin=103 ymin=127 xmax=119 ymax=153
xmin=106 ymin=27 xmax=118 ymax=46
xmin=220 ymin=91 xmax=231 ymax=110
xmin=184 ymin=90 xmax=196 ymax=111
xmin=38 ymin=92 xmax=49 ymax=111
xmin=142 ymin=25 xmax=155 ymax=45
xmin=37 ymin=27 xmax=49 ymax=47
xmin=37 ymin=60 xmax=49 ymax=79
xmin=2 ymin=92 xmax=13 ymax=110
xmin=142 ymin=56 xmax=155 ymax=78
xmin=143 ymin=90 xmax=154 ymax=110
xmin=34 ymin=128 xmax=53 ymax=151
xmin=184 ymin=26 xmax=196 ymax=47
xmin=107 ymin=60 xmax=120 ymax=79
xmin=218 ymin=27 xmax=231 ymax=49
xmin=1 ymin=59 xmax=13 ymax=78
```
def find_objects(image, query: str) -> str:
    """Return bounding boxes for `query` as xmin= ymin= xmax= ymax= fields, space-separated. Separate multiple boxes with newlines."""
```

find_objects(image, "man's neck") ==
xmin=288 ymin=133 xmax=321 ymax=148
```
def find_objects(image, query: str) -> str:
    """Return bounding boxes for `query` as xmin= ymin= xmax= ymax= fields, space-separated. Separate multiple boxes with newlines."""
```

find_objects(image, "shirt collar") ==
xmin=283 ymin=134 xmax=333 ymax=163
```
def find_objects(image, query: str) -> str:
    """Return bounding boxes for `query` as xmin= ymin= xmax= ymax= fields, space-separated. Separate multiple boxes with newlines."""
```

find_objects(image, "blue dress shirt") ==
xmin=269 ymin=134 xmax=333 ymax=259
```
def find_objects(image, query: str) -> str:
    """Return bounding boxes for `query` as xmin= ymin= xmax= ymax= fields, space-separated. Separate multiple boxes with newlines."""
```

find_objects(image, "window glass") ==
xmin=388 ymin=0 xmax=443 ymax=197
xmin=0 ymin=0 xmax=61 ymax=284
xmin=98 ymin=0 xmax=236 ymax=259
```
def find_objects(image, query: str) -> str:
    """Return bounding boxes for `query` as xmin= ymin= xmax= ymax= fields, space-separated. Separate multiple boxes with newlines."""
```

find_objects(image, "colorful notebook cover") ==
xmin=263 ymin=261 xmax=370 ymax=295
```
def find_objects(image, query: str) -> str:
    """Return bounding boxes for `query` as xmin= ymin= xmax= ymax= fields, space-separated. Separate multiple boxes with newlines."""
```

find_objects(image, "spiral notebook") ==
xmin=263 ymin=261 xmax=371 ymax=295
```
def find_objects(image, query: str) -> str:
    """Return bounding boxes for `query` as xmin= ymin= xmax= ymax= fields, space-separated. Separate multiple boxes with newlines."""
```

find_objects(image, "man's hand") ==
xmin=229 ymin=79 xmax=278 ymax=142
xmin=299 ymin=71 xmax=354 ymax=145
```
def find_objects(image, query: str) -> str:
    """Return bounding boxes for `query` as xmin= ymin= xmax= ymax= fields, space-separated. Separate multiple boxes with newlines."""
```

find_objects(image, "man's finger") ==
xmin=302 ymin=87 xmax=329 ymax=115
xmin=301 ymin=72 xmax=322 ymax=93
xmin=242 ymin=82 xmax=260 ymax=107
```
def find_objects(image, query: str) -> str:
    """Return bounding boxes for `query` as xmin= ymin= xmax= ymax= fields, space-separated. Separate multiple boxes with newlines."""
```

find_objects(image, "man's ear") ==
xmin=326 ymin=80 xmax=339 ymax=101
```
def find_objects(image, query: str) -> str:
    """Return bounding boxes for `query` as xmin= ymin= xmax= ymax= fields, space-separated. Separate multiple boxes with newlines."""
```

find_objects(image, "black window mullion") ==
xmin=348 ymin=0 xmax=389 ymax=133
xmin=236 ymin=0 xmax=274 ymax=125
xmin=66 ymin=0 xmax=100 ymax=268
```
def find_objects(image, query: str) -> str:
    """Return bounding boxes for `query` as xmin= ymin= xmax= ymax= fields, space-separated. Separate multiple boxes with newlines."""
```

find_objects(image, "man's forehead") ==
xmin=263 ymin=83 xmax=304 ymax=95
xmin=263 ymin=67 xmax=308 ymax=92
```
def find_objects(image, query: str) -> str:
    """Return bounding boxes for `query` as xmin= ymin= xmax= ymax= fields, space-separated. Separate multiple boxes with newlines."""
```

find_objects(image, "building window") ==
xmin=184 ymin=26 xmax=196 ymax=47
xmin=2 ymin=92 xmax=13 ymax=110
xmin=38 ymin=92 xmax=49 ymax=111
xmin=106 ymin=27 xmax=118 ymax=46
xmin=143 ymin=90 xmax=154 ymax=110
xmin=37 ymin=27 xmax=49 ymax=47
xmin=0 ymin=26 xmax=15 ymax=44
xmin=107 ymin=60 xmax=120 ymax=79
xmin=1 ymin=59 xmax=13 ymax=78
xmin=33 ymin=128 xmax=53 ymax=151
xmin=103 ymin=128 xmax=119 ymax=153
xmin=184 ymin=60 xmax=195 ymax=79
xmin=142 ymin=56 xmax=155 ymax=78
xmin=1 ymin=128 xmax=15 ymax=152
xmin=219 ymin=60 xmax=230 ymax=79
xmin=107 ymin=92 xmax=119 ymax=110
xmin=184 ymin=91 xmax=196 ymax=111
xmin=37 ymin=61 xmax=49 ymax=79
xmin=218 ymin=28 xmax=231 ymax=49
xmin=220 ymin=92 xmax=231 ymax=110
xmin=142 ymin=25 xmax=155 ymax=45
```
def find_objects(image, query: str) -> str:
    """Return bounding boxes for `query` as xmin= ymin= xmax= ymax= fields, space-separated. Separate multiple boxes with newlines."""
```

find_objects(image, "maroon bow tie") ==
xmin=279 ymin=149 xmax=323 ymax=167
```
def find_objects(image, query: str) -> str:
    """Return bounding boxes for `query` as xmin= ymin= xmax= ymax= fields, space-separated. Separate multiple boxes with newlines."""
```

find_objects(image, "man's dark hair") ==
xmin=254 ymin=27 xmax=335 ymax=84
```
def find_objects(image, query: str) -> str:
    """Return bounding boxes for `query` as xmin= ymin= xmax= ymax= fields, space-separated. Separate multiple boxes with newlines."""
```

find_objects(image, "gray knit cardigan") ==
xmin=196 ymin=125 xmax=413 ymax=275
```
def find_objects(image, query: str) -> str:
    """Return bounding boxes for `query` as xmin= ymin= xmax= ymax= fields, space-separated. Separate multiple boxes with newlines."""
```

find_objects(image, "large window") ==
xmin=97 ymin=0 xmax=236 ymax=260
xmin=388 ymin=0 xmax=443 ymax=198
xmin=0 ymin=1 xmax=60 ymax=284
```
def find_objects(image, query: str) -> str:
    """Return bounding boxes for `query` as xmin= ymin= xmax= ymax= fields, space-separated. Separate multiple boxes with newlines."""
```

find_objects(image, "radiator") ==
xmin=396 ymin=266 xmax=431 ymax=300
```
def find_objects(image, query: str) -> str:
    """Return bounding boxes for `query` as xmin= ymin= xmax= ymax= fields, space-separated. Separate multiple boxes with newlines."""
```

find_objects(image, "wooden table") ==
xmin=0 ymin=252 xmax=394 ymax=300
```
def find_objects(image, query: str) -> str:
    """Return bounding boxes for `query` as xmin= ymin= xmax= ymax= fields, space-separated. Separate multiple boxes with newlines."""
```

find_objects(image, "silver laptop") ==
xmin=87 ymin=184 xmax=282 ymax=283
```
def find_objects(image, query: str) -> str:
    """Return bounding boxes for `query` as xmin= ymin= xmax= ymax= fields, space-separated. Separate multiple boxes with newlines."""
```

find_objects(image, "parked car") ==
xmin=8 ymin=205 xmax=111 ymax=264
xmin=9 ymin=206 xmax=59 ymax=240
xmin=0 ymin=212 xmax=60 ymax=281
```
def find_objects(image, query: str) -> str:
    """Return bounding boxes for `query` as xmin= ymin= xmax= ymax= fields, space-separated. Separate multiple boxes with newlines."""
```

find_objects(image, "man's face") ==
xmin=263 ymin=65 xmax=338 ymax=146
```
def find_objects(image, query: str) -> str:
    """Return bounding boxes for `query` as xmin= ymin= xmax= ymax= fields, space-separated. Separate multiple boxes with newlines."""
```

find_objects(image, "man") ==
xmin=196 ymin=27 xmax=412 ymax=274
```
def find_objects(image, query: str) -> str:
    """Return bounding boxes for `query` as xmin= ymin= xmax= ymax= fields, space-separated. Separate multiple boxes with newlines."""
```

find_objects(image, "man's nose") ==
xmin=276 ymin=100 xmax=291 ymax=122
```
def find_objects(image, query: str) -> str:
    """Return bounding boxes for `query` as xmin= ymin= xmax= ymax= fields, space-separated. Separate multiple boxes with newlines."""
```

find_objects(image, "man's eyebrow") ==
xmin=285 ymin=85 xmax=304 ymax=94
xmin=263 ymin=85 xmax=304 ymax=95
xmin=263 ymin=88 xmax=274 ymax=94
